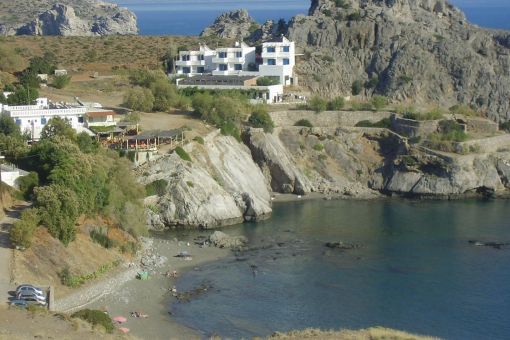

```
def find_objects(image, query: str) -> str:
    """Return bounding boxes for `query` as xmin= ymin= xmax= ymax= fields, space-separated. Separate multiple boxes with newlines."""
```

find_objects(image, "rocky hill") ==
xmin=0 ymin=0 xmax=138 ymax=36
xmin=288 ymin=0 xmax=510 ymax=122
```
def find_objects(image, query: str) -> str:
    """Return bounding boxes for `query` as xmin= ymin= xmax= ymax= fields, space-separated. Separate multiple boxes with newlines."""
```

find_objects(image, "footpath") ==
xmin=0 ymin=202 xmax=30 ymax=308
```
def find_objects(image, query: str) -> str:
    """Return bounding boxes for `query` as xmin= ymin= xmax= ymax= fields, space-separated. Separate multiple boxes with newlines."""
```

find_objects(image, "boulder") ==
xmin=209 ymin=231 xmax=247 ymax=249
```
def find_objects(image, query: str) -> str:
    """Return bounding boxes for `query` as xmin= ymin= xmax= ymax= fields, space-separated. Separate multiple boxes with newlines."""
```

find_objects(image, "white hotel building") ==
xmin=175 ymin=37 xmax=296 ymax=86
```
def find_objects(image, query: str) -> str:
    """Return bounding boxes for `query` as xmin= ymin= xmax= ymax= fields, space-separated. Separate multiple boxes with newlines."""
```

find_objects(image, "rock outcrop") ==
xmin=0 ymin=1 xmax=138 ymax=36
xmin=142 ymin=131 xmax=272 ymax=229
xmin=200 ymin=9 xmax=257 ymax=40
xmin=287 ymin=0 xmax=510 ymax=121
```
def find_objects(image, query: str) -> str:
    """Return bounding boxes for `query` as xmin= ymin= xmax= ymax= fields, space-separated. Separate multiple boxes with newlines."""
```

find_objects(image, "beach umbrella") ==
xmin=119 ymin=327 xmax=130 ymax=334
xmin=113 ymin=316 xmax=127 ymax=323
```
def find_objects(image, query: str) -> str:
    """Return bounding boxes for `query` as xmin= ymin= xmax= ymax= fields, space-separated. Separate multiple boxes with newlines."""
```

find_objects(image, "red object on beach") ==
xmin=113 ymin=316 xmax=127 ymax=323
xmin=119 ymin=327 xmax=130 ymax=333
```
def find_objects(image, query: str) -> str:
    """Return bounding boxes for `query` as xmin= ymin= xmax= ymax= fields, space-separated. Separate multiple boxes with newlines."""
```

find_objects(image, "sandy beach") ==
xmin=87 ymin=232 xmax=232 ymax=339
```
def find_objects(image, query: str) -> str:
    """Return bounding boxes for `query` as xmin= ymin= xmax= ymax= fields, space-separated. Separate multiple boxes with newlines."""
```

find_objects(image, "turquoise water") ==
xmin=110 ymin=0 xmax=510 ymax=35
xmin=170 ymin=199 xmax=510 ymax=339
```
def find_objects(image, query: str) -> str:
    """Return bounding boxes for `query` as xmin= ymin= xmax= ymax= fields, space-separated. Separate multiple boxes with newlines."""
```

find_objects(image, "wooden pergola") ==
xmin=120 ymin=129 xmax=184 ymax=151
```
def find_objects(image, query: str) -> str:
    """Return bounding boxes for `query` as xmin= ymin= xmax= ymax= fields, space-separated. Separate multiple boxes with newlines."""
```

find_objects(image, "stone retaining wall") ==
xmin=269 ymin=110 xmax=392 ymax=127
xmin=390 ymin=115 xmax=440 ymax=138
xmin=454 ymin=134 xmax=510 ymax=153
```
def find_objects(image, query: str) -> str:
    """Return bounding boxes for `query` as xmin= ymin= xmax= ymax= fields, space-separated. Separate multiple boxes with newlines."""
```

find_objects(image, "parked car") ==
xmin=16 ymin=292 xmax=46 ymax=305
xmin=10 ymin=299 xmax=29 ymax=308
xmin=15 ymin=284 xmax=44 ymax=296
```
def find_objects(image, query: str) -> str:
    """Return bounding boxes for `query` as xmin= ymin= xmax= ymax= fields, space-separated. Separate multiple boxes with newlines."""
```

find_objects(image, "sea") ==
xmin=170 ymin=199 xmax=510 ymax=339
xmin=109 ymin=0 xmax=510 ymax=35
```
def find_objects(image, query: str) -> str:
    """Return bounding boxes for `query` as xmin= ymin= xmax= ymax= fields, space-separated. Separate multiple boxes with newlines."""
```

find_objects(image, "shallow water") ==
xmin=170 ymin=199 xmax=510 ymax=339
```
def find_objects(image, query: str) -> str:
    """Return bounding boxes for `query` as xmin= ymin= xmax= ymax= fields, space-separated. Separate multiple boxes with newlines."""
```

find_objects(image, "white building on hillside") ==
xmin=173 ymin=38 xmax=295 ymax=86
xmin=259 ymin=36 xmax=296 ymax=86
xmin=1 ymin=99 xmax=89 ymax=141
xmin=211 ymin=42 xmax=256 ymax=76
xmin=175 ymin=44 xmax=216 ymax=76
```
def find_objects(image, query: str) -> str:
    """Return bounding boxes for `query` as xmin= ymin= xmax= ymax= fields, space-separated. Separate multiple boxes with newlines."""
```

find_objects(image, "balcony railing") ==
xmin=175 ymin=60 xmax=206 ymax=66
xmin=212 ymin=57 xmax=245 ymax=64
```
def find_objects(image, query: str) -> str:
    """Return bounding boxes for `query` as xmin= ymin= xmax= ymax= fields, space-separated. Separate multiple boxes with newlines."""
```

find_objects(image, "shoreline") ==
xmin=85 ymin=233 xmax=233 ymax=339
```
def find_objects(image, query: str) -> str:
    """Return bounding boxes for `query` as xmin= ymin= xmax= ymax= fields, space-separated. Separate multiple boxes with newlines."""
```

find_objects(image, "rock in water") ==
xmin=209 ymin=231 xmax=247 ymax=249
xmin=0 ymin=1 xmax=138 ymax=36
xmin=287 ymin=0 xmax=510 ymax=122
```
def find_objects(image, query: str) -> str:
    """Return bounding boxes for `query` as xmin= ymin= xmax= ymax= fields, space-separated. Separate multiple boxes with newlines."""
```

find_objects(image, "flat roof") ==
xmin=125 ymin=129 xmax=182 ymax=141
xmin=179 ymin=75 xmax=258 ymax=86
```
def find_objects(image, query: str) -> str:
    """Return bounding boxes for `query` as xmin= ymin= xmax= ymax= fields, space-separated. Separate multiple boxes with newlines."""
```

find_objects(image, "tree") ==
xmin=35 ymin=184 xmax=79 ymax=246
xmin=17 ymin=172 xmax=39 ymax=200
xmin=19 ymin=70 xmax=40 ymax=89
xmin=124 ymin=87 xmax=154 ymax=112
xmin=6 ymin=86 xmax=39 ymax=105
xmin=308 ymin=96 xmax=328 ymax=113
xmin=52 ymin=74 xmax=71 ymax=89
xmin=248 ymin=105 xmax=274 ymax=133
xmin=191 ymin=92 xmax=215 ymax=118
xmin=276 ymin=18 xmax=287 ymax=35
xmin=150 ymin=79 xmax=178 ymax=111
xmin=0 ymin=115 xmax=21 ymax=136
xmin=256 ymin=76 xmax=280 ymax=86
xmin=10 ymin=208 xmax=40 ymax=249
xmin=76 ymin=132 xmax=99 ymax=154
xmin=28 ymin=56 xmax=56 ymax=75
xmin=351 ymin=80 xmax=363 ymax=95
xmin=41 ymin=117 xmax=76 ymax=141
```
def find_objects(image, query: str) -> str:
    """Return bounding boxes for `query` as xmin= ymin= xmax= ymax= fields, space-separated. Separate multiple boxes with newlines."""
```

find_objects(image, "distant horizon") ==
xmin=108 ymin=0 xmax=510 ymax=35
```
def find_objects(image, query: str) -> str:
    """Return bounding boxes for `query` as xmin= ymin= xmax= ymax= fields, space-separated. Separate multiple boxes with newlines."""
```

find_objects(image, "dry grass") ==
xmin=0 ymin=35 xmax=230 ymax=73
xmin=268 ymin=327 xmax=441 ymax=340
xmin=12 ymin=220 xmax=133 ymax=298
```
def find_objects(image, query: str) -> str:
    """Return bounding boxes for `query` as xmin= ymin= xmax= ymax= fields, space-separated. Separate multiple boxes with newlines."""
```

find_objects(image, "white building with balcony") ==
xmin=175 ymin=44 xmax=216 ymax=76
xmin=211 ymin=42 xmax=256 ymax=76
xmin=259 ymin=36 xmax=296 ymax=86
xmin=1 ymin=99 xmax=90 ymax=141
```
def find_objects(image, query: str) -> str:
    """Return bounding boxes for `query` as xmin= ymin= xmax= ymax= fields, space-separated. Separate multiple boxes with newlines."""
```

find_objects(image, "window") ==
xmin=282 ymin=46 xmax=290 ymax=52
xmin=235 ymin=51 xmax=243 ymax=58
xmin=234 ymin=64 xmax=242 ymax=71
xmin=41 ymin=117 xmax=47 ymax=125
xmin=219 ymin=52 xmax=227 ymax=58
xmin=199 ymin=54 xmax=204 ymax=60
xmin=183 ymin=67 xmax=191 ymax=74
xmin=15 ymin=119 xmax=21 ymax=125
xmin=267 ymin=59 xmax=276 ymax=65
xmin=197 ymin=67 xmax=205 ymax=73
xmin=267 ymin=47 xmax=276 ymax=53
xmin=78 ymin=116 xmax=84 ymax=123
xmin=182 ymin=55 xmax=190 ymax=61
xmin=283 ymin=58 xmax=290 ymax=65
xmin=219 ymin=64 xmax=228 ymax=71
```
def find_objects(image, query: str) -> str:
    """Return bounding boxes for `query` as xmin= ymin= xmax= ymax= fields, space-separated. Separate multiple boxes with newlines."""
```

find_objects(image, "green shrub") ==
xmin=175 ymin=146 xmax=191 ymax=162
xmin=17 ymin=171 xmax=38 ymax=200
xmin=9 ymin=208 xmax=40 ymax=249
xmin=124 ymin=87 xmax=154 ymax=112
xmin=52 ymin=75 xmax=71 ymax=89
xmin=256 ymin=76 xmax=280 ymax=86
xmin=351 ymin=80 xmax=363 ymax=95
xmin=120 ymin=241 xmax=139 ymax=255
xmin=403 ymin=109 xmax=443 ymax=121
xmin=351 ymin=101 xmax=373 ymax=111
xmin=186 ymin=181 xmax=194 ymax=188
xmin=328 ymin=97 xmax=345 ymax=110
xmin=355 ymin=118 xmax=391 ymax=128
xmin=347 ymin=11 xmax=362 ymax=21
xmin=248 ymin=106 xmax=274 ymax=133
xmin=500 ymin=121 xmax=510 ymax=132
xmin=313 ymin=143 xmax=325 ymax=152
xmin=371 ymin=95 xmax=388 ymax=110
xmin=145 ymin=179 xmax=168 ymax=196
xmin=89 ymin=228 xmax=117 ymax=249
xmin=220 ymin=120 xmax=241 ymax=141
xmin=308 ymin=96 xmax=328 ymax=113
xmin=334 ymin=0 xmax=350 ymax=8
xmin=365 ymin=75 xmax=379 ymax=89
xmin=193 ymin=136 xmax=205 ymax=145
xmin=71 ymin=309 xmax=114 ymax=333
xmin=294 ymin=119 xmax=313 ymax=127
xmin=449 ymin=104 xmax=479 ymax=117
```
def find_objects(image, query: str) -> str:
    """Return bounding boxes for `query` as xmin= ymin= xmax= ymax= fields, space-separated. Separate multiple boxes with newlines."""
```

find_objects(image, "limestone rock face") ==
xmin=200 ymin=9 xmax=256 ymax=39
xmin=0 ymin=1 xmax=138 ymax=36
xmin=141 ymin=132 xmax=272 ymax=229
xmin=287 ymin=0 xmax=510 ymax=122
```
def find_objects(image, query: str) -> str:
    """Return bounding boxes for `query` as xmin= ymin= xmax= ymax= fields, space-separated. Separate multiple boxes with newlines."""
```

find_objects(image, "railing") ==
xmin=6 ymin=108 xmax=86 ymax=117
xmin=212 ymin=57 xmax=245 ymax=64
xmin=175 ymin=60 xmax=206 ymax=66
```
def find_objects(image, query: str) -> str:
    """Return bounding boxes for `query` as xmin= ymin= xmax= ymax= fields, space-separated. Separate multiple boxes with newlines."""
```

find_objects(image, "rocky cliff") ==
xmin=141 ymin=131 xmax=272 ymax=229
xmin=245 ymin=126 xmax=510 ymax=199
xmin=288 ymin=0 xmax=510 ymax=122
xmin=200 ymin=9 xmax=257 ymax=40
xmin=0 ymin=1 xmax=138 ymax=36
